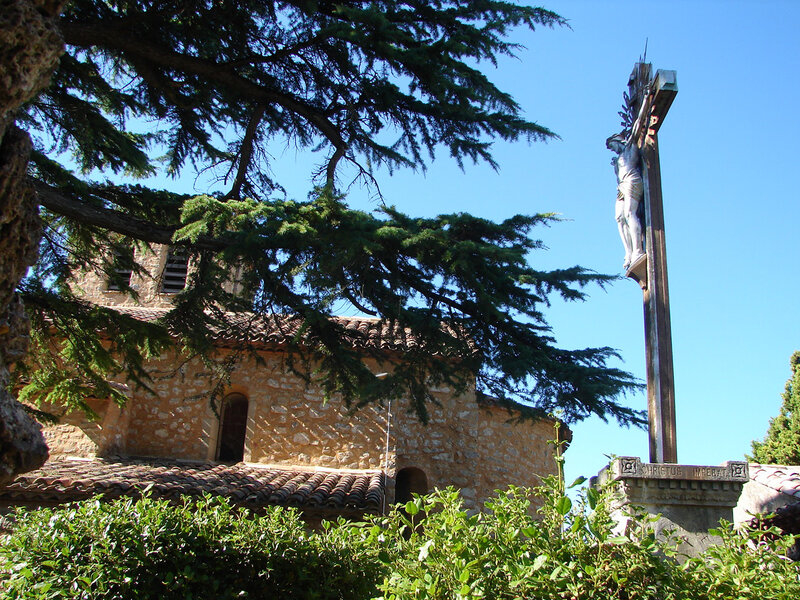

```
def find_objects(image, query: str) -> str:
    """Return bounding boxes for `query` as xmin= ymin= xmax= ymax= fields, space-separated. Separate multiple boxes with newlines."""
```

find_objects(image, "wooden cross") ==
xmin=623 ymin=63 xmax=679 ymax=464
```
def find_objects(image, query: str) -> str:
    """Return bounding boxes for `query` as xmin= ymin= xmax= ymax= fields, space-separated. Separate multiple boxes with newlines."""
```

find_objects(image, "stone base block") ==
xmin=593 ymin=457 xmax=749 ymax=556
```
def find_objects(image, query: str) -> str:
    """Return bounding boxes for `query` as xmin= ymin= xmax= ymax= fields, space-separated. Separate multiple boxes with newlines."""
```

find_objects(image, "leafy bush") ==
xmin=683 ymin=521 xmax=800 ymax=600
xmin=0 ymin=495 xmax=385 ymax=599
xmin=373 ymin=484 xmax=800 ymax=600
xmin=374 ymin=482 xmax=681 ymax=599
xmin=2 ymin=477 xmax=799 ymax=599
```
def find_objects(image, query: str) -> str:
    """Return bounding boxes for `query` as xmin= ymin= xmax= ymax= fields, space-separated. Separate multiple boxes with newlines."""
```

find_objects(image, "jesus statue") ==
xmin=607 ymin=131 xmax=645 ymax=270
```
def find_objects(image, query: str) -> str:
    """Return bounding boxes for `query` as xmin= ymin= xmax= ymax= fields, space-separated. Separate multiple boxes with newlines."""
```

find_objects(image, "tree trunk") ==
xmin=0 ymin=0 xmax=65 ymax=484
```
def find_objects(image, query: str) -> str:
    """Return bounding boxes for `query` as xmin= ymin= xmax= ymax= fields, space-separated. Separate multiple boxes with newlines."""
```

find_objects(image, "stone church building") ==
xmin=1 ymin=245 xmax=563 ymax=521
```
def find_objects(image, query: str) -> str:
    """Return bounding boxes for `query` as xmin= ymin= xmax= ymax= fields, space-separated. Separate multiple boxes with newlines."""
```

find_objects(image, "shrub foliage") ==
xmin=2 ymin=482 xmax=799 ymax=599
xmin=0 ymin=495 xmax=383 ymax=599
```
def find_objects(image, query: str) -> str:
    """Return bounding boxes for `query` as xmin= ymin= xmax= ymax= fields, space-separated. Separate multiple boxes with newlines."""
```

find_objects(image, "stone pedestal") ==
xmin=594 ymin=457 xmax=749 ymax=556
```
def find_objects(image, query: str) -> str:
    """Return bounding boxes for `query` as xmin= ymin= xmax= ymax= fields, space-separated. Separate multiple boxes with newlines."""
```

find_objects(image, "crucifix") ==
xmin=608 ymin=63 xmax=679 ymax=464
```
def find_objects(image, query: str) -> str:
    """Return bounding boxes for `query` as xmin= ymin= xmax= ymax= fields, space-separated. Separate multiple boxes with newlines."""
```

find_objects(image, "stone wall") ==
xmin=42 ymin=348 xmax=560 ymax=509
xmin=72 ymin=243 xmax=178 ymax=309
xmin=40 ymin=398 xmax=128 ymax=458
xmin=72 ymin=244 xmax=241 ymax=308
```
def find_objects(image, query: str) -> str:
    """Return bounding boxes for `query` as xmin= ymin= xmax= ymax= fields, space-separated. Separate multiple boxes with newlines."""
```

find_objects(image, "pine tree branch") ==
xmin=33 ymin=179 xmax=224 ymax=251
xmin=225 ymin=104 xmax=266 ymax=200
xmin=222 ymin=31 xmax=334 ymax=68
xmin=60 ymin=22 xmax=349 ymax=170
xmin=125 ymin=55 xmax=197 ymax=112
xmin=19 ymin=5 xmax=642 ymax=425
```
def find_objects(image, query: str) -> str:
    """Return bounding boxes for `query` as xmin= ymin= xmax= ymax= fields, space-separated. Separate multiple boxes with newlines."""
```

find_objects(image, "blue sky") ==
xmin=345 ymin=0 xmax=800 ymax=483
xmin=470 ymin=0 xmax=800 ymax=483
xmin=93 ymin=1 xmax=800 ymax=484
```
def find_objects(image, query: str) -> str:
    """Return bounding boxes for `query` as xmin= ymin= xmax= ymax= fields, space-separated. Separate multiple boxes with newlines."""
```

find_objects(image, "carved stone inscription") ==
xmin=612 ymin=457 xmax=748 ymax=482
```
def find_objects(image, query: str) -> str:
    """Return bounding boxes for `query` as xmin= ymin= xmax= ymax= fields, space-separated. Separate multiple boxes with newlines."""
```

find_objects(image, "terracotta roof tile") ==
xmin=106 ymin=306 xmax=429 ymax=352
xmin=749 ymin=464 xmax=800 ymax=500
xmin=0 ymin=457 xmax=384 ymax=515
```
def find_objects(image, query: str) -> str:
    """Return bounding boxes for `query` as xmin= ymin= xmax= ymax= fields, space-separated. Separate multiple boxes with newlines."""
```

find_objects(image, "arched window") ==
xmin=216 ymin=393 xmax=249 ymax=462
xmin=395 ymin=467 xmax=428 ymax=505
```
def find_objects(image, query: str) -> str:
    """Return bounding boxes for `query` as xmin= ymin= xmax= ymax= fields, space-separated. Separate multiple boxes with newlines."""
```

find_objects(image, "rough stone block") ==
xmin=595 ymin=457 xmax=748 ymax=557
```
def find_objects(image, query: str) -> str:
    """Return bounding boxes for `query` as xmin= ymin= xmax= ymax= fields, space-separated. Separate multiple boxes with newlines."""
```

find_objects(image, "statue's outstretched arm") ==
xmin=628 ymin=87 xmax=653 ymax=146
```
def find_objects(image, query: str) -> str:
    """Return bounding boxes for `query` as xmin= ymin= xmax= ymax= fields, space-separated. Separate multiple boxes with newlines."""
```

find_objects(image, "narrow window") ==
xmin=395 ymin=467 xmax=428 ymax=504
xmin=160 ymin=247 xmax=189 ymax=293
xmin=216 ymin=393 xmax=249 ymax=462
xmin=106 ymin=246 xmax=134 ymax=291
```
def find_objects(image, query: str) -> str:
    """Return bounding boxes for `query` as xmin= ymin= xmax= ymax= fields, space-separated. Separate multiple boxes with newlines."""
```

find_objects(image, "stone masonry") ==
xmin=44 ymin=347 xmax=558 ymax=508
xmin=43 ymin=245 xmax=562 ymax=509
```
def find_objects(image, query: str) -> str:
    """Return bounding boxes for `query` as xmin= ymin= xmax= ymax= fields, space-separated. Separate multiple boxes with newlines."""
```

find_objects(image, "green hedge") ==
xmin=0 ymin=495 xmax=384 ymax=599
xmin=2 ymin=479 xmax=799 ymax=599
xmin=377 ymin=483 xmax=800 ymax=599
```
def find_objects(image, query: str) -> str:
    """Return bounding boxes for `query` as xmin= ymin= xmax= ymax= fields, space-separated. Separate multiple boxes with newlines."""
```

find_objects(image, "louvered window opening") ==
xmin=107 ymin=248 xmax=133 ymax=291
xmin=161 ymin=248 xmax=189 ymax=293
